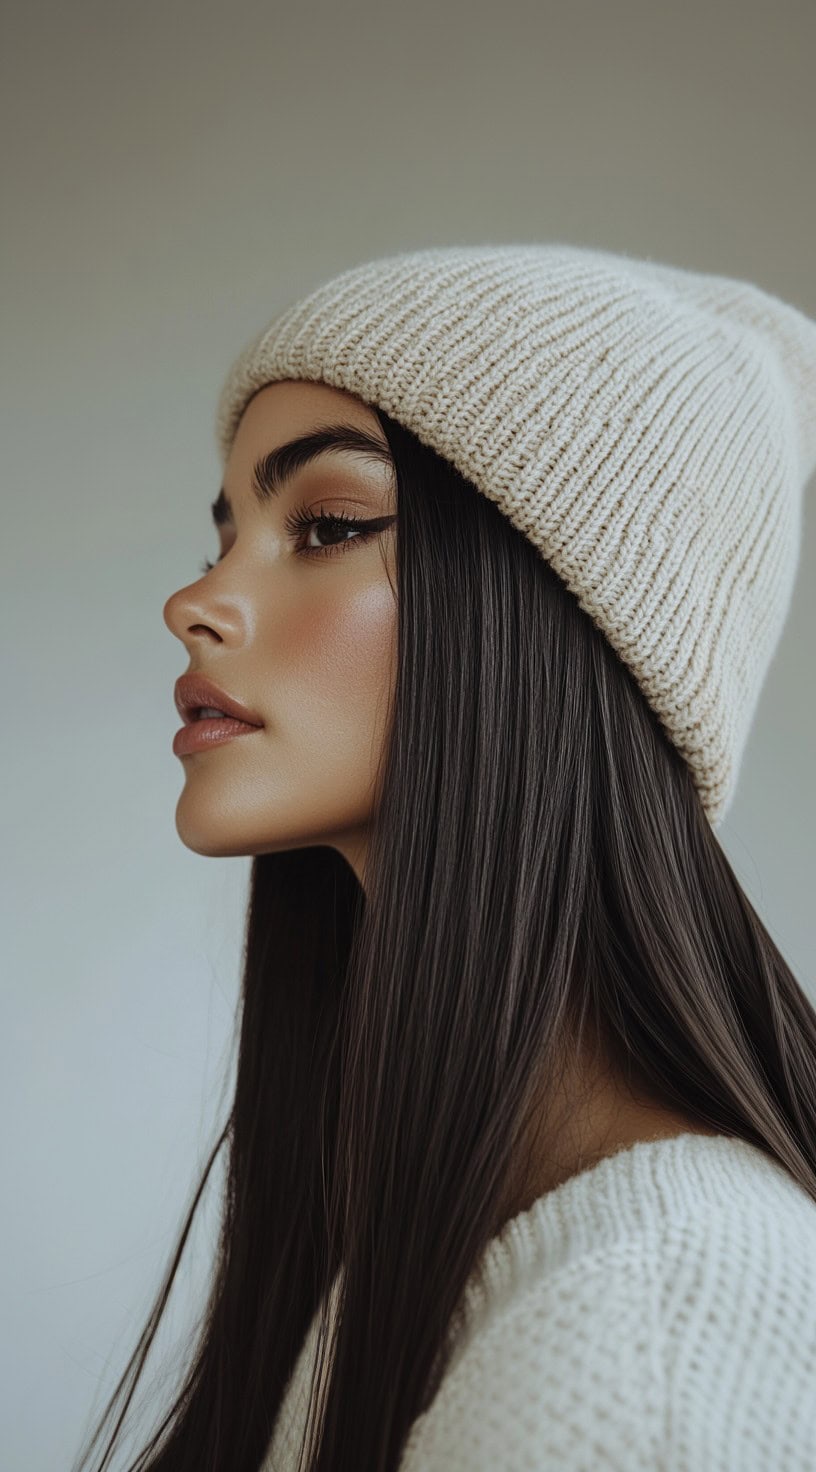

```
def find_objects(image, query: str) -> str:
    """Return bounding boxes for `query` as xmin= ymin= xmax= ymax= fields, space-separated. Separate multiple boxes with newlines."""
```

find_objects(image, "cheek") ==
xmin=282 ymin=579 xmax=397 ymax=736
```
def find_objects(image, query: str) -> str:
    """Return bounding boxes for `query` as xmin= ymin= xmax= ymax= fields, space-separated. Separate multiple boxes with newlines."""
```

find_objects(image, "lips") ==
xmin=174 ymin=673 xmax=264 ymax=728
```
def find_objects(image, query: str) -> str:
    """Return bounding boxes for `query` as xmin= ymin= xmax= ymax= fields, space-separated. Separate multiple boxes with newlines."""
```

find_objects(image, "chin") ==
xmin=174 ymin=824 xmax=247 ymax=858
xmin=173 ymin=800 xmax=249 ymax=858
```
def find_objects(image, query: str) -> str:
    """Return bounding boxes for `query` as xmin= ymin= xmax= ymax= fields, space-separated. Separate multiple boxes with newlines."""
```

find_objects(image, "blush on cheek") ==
xmin=288 ymin=583 xmax=397 ymax=709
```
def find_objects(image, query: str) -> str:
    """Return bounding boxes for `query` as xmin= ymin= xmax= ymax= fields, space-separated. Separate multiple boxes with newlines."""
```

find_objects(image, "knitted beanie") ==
xmin=215 ymin=243 xmax=816 ymax=830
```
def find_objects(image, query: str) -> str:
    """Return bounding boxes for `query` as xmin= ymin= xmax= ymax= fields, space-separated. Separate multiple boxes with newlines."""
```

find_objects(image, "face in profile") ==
xmin=162 ymin=379 xmax=399 ymax=888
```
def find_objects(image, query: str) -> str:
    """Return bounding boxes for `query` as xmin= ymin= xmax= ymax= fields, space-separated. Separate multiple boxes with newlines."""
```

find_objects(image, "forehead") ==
xmin=230 ymin=378 xmax=388 ymax=459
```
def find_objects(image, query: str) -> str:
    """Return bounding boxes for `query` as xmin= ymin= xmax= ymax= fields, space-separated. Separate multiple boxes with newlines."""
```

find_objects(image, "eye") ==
xmin=198 ymin=503 xmax=396 ymax=572
xmin=284 ymin=502 xmax=395 ymax=558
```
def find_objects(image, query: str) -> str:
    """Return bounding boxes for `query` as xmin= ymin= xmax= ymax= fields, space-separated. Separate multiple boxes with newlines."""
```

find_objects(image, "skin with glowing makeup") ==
xmin=163 ymin=379 xmax=398 ymax=888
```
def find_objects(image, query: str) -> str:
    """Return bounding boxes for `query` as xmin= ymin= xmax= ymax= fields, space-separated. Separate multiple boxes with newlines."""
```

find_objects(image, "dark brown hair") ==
xmin=72 ymin=409 xmax=816 ymax=1472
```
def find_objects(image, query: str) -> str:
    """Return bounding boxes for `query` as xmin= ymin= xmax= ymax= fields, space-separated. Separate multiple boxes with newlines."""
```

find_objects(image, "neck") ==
xmin=496 ymin=1023 xmax=720 ymax=1222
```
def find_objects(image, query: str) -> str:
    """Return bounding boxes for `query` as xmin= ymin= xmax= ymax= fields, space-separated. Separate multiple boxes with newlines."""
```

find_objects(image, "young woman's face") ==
xmin=163 ymin=379 xmax=398 ymax=887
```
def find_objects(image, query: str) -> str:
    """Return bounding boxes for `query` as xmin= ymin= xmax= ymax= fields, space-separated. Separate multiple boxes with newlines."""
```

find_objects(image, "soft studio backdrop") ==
xmin=1 ymin=1 xmax=814 ymax=1467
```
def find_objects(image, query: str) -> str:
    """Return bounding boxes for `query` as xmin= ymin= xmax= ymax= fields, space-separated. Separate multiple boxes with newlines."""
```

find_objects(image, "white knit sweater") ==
xmin=263 ymin=1133 xmax=816 ymax=1470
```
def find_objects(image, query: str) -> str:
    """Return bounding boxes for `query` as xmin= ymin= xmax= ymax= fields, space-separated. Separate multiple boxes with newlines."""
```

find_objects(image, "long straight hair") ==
xmin=73 ymin=407 xmax=816 ymax=1472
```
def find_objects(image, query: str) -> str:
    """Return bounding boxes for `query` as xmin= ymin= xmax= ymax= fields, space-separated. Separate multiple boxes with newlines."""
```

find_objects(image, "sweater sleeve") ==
xmin=400 ymin=1240 xmax=667 ymax=1472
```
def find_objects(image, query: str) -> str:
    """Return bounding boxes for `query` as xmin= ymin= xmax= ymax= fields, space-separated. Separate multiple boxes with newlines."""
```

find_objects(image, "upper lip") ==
xmin=174 ymin=673 xmax=265 ymax=727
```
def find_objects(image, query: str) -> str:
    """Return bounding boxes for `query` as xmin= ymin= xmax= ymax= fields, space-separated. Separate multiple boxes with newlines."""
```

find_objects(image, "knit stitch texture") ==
xmin=215 ymin=243 xmax=816 ymax=829
xmin=262 ymin=1132 xmax=816 ymax=1471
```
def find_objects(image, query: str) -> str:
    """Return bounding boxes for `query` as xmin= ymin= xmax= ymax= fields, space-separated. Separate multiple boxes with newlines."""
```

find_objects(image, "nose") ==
xmin=163 ymin=580 xmax=220 ymax=645
xmin=163 ymin=569 xmax=255 ymax=656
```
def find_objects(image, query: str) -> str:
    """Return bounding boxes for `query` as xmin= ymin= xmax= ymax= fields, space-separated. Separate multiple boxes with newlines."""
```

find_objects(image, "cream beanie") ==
xmin=215 ymin=243 xmax=816 ymax=830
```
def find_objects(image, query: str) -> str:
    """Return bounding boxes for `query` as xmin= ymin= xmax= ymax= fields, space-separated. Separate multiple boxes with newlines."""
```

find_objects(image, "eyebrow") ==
xmin=211 ymin=420 xmax=395 ymax=527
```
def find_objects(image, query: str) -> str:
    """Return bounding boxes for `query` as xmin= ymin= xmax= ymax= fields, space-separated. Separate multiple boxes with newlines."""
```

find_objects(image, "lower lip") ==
xmin=173 ymin=718 xmax=264 ymax=756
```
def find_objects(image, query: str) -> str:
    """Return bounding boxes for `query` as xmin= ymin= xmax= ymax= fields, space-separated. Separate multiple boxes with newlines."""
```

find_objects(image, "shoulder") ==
xmin=659 ymin=1191 xmax=816 ymax=1470
xmin=401 ymin=1236 xmax=667 ymax=1472
xmin=401 ymin=1192 xmax=816 ymax=1472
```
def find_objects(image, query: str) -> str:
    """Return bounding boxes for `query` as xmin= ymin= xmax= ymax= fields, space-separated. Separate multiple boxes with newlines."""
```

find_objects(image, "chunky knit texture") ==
xmin=263 ymin=1133 xmax=816 ymax=1471
xmin=215 ymin=243 xmax=816 ymax=829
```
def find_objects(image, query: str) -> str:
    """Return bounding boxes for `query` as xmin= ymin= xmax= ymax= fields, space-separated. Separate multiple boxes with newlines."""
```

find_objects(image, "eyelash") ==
xmin=199 ymin=502 xmax=391 ymax=575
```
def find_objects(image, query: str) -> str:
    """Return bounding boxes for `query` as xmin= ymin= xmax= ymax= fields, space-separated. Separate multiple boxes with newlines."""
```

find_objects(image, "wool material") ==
xmin=263 ymin=1132 xmax=816 ymax=1471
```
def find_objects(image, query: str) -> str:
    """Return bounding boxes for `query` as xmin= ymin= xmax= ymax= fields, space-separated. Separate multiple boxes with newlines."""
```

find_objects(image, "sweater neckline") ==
xmin=449 ymin=1130 xmax=800 ymax=1345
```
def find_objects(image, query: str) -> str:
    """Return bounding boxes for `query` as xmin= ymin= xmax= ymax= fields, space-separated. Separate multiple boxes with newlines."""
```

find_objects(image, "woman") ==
xmin=74 ymin=243 xmax=816 ymax=1472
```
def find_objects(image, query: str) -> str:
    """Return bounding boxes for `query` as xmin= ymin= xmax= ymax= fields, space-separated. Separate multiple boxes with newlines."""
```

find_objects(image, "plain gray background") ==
xmin=2 ymin=0 xmax=814 ymax=1466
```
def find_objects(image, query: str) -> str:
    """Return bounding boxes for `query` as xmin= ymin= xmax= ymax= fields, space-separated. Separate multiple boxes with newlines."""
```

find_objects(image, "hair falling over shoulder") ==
xmin=73 ymin=411 xmax=816 ymax=1472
